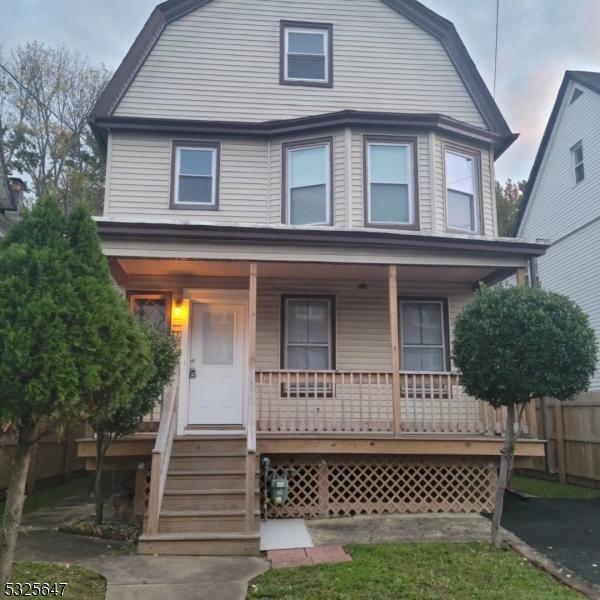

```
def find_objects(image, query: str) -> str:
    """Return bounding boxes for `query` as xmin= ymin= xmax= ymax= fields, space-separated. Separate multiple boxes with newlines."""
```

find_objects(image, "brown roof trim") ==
xmin=513 ymin=70 xmax=600 ymax=236
xmin=91 ymin=0 xmax=514 ymax=144
xmin=91 ymin=110 xmax=515 ymax=156
xmin=96 ymin=220 xmax=549 ymax=257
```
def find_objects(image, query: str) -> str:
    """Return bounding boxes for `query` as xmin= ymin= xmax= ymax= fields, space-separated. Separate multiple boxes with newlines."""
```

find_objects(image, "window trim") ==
xmin=127 ymin=290 xmax=173 ymax=330
xmin=281 ymin=137 xmax=334 ymax=226
xmin=398 ymin=297 xmax=450 ymax=373
xmin=571 ymin=140 xmax=585 ymax=185
xmin=442 ymin=141 xmax=483 ymax=235
xmin=170 ymin=140 xmax=220 ymax=210
xmin=363 ymin=135 xmax=420 ymax=230
xmin=280 ymin=294 xmax=336 ymax=370
xmin=280 ymin=20 xmax=333 ymax=88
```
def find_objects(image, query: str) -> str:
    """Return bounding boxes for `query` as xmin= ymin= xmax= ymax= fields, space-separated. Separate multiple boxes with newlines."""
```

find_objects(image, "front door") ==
xmin=187 ymin=301 xmax=246 ymax=427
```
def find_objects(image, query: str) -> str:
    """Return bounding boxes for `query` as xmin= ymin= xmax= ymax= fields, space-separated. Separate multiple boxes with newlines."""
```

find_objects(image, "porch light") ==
xmin=171 ymin=300 xmax=188 ymax=329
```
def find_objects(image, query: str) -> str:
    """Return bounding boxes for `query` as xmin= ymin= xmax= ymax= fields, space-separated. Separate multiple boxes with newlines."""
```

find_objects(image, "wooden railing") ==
xmin=255 ymin=369 xmax=538 ymax=437
xmin=145 ymin=365 xmax=180 ymax=535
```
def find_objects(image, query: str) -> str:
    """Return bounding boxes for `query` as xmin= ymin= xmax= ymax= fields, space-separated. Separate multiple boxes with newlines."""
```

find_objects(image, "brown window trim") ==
xmin=442 ymin=140 xmax=484 ymax=235
xmin=398 ymin=296 xmax=450 ymax=372
xmin=127 ymin=290 xmax=173 ymax=330
xmin=363 ymin=135 xmax=420 ymax=231
xmin=280 ymin=20 xmax=334 ymax=88
xmin=281 ymin=137 xmax=334 ymax=226
xmin=280 ymin=294 xmax=336 ymax=370
xmin=169 ymin=140 xmax=221 ymax=211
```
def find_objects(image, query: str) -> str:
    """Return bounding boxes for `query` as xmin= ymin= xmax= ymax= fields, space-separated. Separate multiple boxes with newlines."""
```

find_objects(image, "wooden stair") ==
xmin=138 ymin=436 xmax=260 ymax=555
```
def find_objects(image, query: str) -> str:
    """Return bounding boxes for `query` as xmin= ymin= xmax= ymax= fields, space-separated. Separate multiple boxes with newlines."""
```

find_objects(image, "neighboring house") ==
xmin=81 ymin=0 xmax=547 ymax=555
xmin=515 ymin=71 xmax=600 ymax=392
xmin=0 ymin=155 xmax=20 ymax=238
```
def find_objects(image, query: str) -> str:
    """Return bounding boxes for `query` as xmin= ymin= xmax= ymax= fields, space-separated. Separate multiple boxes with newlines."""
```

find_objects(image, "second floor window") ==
xmin=445 ymin=149 xmax=479 ymax=233
xmin=171 ymin=142 xmax=219 ymax=209
xmin=284 ymin=140 xmax=332 ymax=226
xmin=571 ymin=141 xmax=584 ymax=184
xmin=281 ymin=22 xmax=332 ymax=86
xmin=365 ymin=138 xmax=417 ymax=228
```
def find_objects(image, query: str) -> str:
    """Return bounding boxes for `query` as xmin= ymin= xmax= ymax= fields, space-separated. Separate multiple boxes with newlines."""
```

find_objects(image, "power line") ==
xmin=493 ymin=0 xmax=500 ymax=98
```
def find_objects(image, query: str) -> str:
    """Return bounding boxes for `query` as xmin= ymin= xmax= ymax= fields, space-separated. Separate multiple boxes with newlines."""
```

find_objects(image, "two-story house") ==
xmin=82 ymin=0 xmax=547 ymax=555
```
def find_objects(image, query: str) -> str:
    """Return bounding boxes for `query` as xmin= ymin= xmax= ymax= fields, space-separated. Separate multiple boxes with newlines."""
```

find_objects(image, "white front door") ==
xmin=187 ymin=301 xmax=246 ymax=426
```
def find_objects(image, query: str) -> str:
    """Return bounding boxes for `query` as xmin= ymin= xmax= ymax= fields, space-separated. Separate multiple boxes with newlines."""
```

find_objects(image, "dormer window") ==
xmin=170 ymin=141 xmax=220 ymax=210
xmin=281 ymin=21 xmax=333 ymax=87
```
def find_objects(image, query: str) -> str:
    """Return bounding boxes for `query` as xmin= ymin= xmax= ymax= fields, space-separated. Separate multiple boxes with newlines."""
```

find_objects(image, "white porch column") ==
xmin=388 ymin=265 xmax=402 ymax=435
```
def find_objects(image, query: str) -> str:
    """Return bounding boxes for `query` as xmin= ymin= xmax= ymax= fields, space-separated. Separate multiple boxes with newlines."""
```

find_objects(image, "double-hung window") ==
xmin=281 ymin=22 xmax=332 ymax=86
xmin=283 ymin=297 xmax=334 ymax=370
xmin=171 ymin=142 xmax=219 ymax=209
xmin=572 ymin=141 xmax=584 ymax=184
xmin=284 ymin=140 xmax=332 ymax=225
xmin=400 ymin=299 xmax=447 ymax=372
xmin=365 ymin=137 xmax=416 ymax=227
xmin=445 ymin=149 xmax=479 ymax=232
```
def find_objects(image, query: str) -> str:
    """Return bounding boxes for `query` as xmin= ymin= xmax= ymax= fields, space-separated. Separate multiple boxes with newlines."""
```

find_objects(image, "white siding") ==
xmin=114 ymin=0 xmax=485 ymax=129
xmin=519 ymin=81 xmax=600 ymax=390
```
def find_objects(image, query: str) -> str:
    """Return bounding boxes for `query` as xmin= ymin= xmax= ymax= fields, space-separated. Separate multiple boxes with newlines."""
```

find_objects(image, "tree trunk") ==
xmin=94 ymin=434 xmax=105 ymax=526
xmin=0 ymin=427 xmax=35 ymax=590
xmin=491 ymin=403 xmax=517 ymax=548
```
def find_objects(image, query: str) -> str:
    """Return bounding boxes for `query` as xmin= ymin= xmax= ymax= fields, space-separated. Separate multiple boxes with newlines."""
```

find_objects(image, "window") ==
xmin=365 ymin=138 xmax=417 ymax=227
xmin=284 ymin=140 xmax=332 ymax=225
xmin=281 ymin=21 xmax=332 ymax=86
xmin=129 ymin=292 xmax=171 ymax=331
xmin=445 ymin=149 xmax=479 ymax=233
xmin=400 ymin=300 xmax=448 ymax=372
xmin=282 ymin=296 xmax=334 ymax=370
xmin=572 ymin=141 xmax=585 ymax=184
xmin=570 ymin=88 xmax=584 ymax=104
xmin=171 ymin=142 xmax=219 ymax=209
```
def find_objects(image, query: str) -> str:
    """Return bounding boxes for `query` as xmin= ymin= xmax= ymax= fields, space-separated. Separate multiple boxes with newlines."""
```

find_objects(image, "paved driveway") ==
xmin=502 ymin=495 xmax=600 ymax=585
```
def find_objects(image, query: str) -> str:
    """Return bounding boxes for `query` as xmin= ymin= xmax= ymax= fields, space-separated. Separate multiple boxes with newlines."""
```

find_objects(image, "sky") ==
xmin=1 ymin=0 xmax=599 ymax=182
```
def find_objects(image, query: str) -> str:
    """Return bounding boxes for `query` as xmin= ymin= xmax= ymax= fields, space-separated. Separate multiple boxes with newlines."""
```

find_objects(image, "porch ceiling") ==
xmin=115 ymin=258 xmax=503 ymax=286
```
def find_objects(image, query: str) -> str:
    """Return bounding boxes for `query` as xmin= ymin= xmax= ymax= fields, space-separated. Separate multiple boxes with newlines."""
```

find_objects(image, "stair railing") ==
xmin=145 ymin=364 xmax=180 ymax=535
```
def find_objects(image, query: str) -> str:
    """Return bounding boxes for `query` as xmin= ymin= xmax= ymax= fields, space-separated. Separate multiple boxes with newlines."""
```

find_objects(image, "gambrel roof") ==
xmin=513 ymin=70 xmax=600 ymax=236
xmin=92 ymin=0 xmax=515 ymax=153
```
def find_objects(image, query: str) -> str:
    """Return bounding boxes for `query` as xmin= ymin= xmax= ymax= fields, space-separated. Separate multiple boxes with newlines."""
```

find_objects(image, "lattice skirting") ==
xmin=264 ymin=455 xmax=498 ymax=518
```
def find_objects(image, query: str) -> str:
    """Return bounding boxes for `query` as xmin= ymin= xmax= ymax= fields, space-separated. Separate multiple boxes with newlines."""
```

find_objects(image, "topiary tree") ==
xmin=64 ymin=206 xmax=155 ymax=525
xmin=453 ymin=285 xmax=596 ymax=547
xmin=0 ymin=198 xmax=85 ymax=588
xmin=87 ymin=319 xmax=179 ymax=525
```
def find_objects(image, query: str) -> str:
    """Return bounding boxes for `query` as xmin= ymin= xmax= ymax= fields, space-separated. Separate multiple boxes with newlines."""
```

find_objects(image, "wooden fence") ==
xmin=528 ymin=393 xmax=600 ymax=487
xmin=0 ymin=424 xmax=86 ymax=497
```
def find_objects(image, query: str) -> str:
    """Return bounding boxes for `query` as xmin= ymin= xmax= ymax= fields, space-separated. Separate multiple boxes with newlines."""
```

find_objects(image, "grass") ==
xmin=248 ymin=543 xmax=582 ymax=600
xmin=9 ymin=562 xmax=105 ymax=600
xmin=0 ymin=475 xmax=90 ymax=516
xmin=511 ymin=474 xmax=600 ymax=499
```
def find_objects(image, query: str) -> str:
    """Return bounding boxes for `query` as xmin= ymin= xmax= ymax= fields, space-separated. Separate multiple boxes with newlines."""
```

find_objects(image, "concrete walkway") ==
xmin=15 ymin=495 xmax=269 ymax=600
xmin=80 ymin=555 xmax=269 ymax=600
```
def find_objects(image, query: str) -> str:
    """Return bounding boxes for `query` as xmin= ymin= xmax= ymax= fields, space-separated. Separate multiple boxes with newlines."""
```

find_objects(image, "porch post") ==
xmin=388 ymin=265 xmax=402 ymax=435
xmin=245 ymin=262 xmax=258 ymax=532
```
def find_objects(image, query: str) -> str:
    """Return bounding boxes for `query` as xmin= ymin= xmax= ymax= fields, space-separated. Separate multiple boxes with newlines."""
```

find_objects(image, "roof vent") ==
xmin=570 ymin=88 xmax=584 ymax=104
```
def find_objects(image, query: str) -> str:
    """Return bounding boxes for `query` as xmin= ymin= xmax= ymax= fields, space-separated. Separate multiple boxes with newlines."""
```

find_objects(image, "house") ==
xmin=0 ymin=155 xmax=20 ymax=238
xmin=514 ymin=71 xmax=600 ymax=393
xmin=80 ymin=0 xmax=547 ymax=555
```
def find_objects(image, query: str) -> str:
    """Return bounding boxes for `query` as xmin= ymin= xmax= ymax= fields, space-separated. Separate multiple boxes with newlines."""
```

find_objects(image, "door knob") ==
xmin=189 ymin=368 xmax=197 ymax=379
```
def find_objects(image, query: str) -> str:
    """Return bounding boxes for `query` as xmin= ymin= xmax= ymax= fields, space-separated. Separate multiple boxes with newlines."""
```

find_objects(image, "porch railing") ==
xmin=145 ymin=365 xmax=180 ymax=535
xmin=255 ymin=369 xmax=538 ymax=437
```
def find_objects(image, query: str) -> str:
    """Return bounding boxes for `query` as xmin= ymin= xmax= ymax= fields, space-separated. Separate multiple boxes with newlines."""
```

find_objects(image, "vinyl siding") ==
xmin=255 ymin=278 xmax=473 ymax=371
xmin=114 ymin=0 xmax=486 ymax=129
xmin=520 ymin=81 xmax=600 ymax=391
xmin=108 ymin=129 xmax=498 ymax=235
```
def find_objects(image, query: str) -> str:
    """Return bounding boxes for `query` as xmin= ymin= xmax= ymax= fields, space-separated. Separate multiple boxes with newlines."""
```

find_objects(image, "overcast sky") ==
xmin=2 ymin=0 xmax=599 ymax=182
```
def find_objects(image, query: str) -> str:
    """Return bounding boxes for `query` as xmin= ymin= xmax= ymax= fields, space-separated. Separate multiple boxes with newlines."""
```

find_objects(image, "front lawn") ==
xmin=511 ymin=474 xmax=600 ymax=499
xmin=9 ymin=562 xmax=105 ymax=600
xmin=249 ymin=543 xmax=581 ymax=599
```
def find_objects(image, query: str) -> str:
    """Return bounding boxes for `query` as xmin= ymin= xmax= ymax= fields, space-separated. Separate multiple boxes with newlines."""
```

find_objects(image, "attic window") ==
xmin=570 ymin=88 xmax=584 ymax=104
xmin=281 ymin=21 xmax=333 ymax=87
